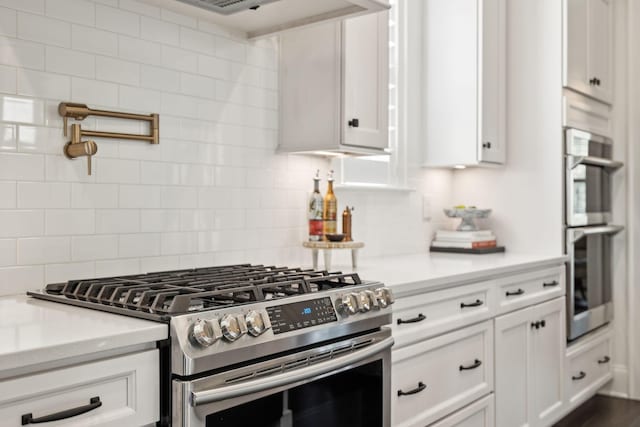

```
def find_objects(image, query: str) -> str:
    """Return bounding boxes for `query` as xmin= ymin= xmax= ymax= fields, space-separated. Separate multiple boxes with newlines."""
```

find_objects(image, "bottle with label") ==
xmin=308 ymin=170 xmax=324 ymax=241
xmin=323 ymin=170 xmax=337 ymax=237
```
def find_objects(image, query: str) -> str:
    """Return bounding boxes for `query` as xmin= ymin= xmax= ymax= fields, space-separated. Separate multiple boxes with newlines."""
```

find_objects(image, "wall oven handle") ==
xmin=569 ymin=225 xmax=624 ymax=243
xmin=567 ymin=155 xmax=623 ymax=171
xmin=190 ymin=336 xmax=395 ymax=407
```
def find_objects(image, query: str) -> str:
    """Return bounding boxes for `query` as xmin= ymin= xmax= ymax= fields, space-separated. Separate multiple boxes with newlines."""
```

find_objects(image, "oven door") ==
xmin=565 ymin=128 xmax=622 ymax=227
xmin=566 ymin=225 xmax=623 ymax=341
xmin=173 ymin=328 xmax=393 ymax=427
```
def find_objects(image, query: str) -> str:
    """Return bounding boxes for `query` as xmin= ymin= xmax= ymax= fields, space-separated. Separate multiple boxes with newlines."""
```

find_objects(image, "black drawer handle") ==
xmin=598 ymin=356 xmax=611 ymax=364
xmin=543 ymin=280 xmax=559 ymax=287
xmin=460 ymin=299 xmax=483 ymax=308
xmin=397 ymin=313 xmax=426 ymax=325
xmin=531 ymin=321 xmax=540 ymax=329
xmin=22 ymin=396 xmax=102 ymax=425
xmin=459 ymin=359 xmax=482 ymax=371
xmin=506 ymin=288 xmax=525 ymax=297
xmin=397 ymin=382 xmax=426 ymax=397
xmin=572 ymin=371 xmax=587 ymax=381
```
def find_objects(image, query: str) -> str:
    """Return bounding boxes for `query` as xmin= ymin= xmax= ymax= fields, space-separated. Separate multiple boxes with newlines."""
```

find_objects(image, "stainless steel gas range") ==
xmin=29 ymin=264 xmax=395 ymax=427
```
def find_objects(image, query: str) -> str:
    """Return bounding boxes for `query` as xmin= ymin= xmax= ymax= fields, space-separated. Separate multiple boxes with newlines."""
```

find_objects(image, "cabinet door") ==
xmin=530 ymin=298 xmax=565 ymax=427
xmin=495 ymin=304 xmax=533 ymax=427
xmin=564 ymin=0 xmax=589 ymax=95
xmin=478 ymin=0 xmax=506 ymax=164
xmin=587 ymin=0 xmax=612 ymax=103
xmin=342 ymin=11 xmax=389 ymax=150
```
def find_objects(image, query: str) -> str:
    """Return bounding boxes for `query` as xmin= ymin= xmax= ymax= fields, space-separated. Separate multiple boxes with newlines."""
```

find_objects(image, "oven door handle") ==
xmin=568 ymin=155 xmax=623 ymax=171
xmin=190 ymin=336 xmax=395 ymax=407
xmin=569 ymin=225 xmax=624 ymax=243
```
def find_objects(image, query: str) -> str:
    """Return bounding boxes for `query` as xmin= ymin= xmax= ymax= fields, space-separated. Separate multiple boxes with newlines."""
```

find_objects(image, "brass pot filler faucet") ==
xmin=58 ymin=102 xmax=160 ymax=175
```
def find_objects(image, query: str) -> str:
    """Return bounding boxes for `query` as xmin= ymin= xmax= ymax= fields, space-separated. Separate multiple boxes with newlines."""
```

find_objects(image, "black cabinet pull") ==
xmin=506 ymin=288 xmax=525 ymax=297
xmin=397 ymin=382 xmax=426 ymax=397
xmin=460 ymin=299 xmax=483 ymax=309
xmin=531 ymin=321 xmax=540 ymax=329
xmin=596 ymin=78 xmax=601 ymax=86
xmin=543 ymin=280 xmax=559 ymax=288
xmin=598 ymin=356 xmax=611 ymax=364
xmin=348 ymin=118 xmax=360 ymax=128
xmin=459 ymin=359 xmax=482 ymax=371
xmin=397 ymin=313 xmax=426 ymax=325
xmin=22 ymin=396 xmax=102 ymax=425
xmin=482 ymin=142 xmax=492 ymax=149
xmin=540 ymin=320 xmax=546 ymax=328
xmin=572 ymin=371 xmax=587 ymax=381
xmin=590 ymin=77 xmax=597 ymax=85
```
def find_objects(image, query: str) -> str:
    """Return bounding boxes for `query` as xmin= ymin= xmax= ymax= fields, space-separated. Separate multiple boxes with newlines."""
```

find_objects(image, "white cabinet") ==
xmin=422 ymin=0 xmax=506 ymax=167
xmin=495 ymin=297 xmax=565 ymax=427
xmin=0 ymin=350 xmax=159 ymax=426
xmin=278 ymin=11 xmax=389 ymax=155
xmin=428 ymin=394 xmax=495 ymax=427
xmin=563 ymin=0 xmax=613 ymax=104
xmin=562 ymin=89 xmax=613 ymax=137
xmin=392 ymin=321 xmax=494 ymax=427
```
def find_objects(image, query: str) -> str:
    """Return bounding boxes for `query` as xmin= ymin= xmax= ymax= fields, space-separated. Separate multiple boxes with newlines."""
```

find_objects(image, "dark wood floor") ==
xmin=554 ymin=396 xmax=640 ymax=427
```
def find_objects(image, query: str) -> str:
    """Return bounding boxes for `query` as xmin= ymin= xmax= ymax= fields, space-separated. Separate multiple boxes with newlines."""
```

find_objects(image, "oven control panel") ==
xmin=266 ymin=297 xmax=338 ymax=334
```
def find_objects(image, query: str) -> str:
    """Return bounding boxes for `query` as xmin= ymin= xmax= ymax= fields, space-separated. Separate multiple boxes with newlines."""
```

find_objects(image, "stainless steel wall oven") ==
xmin=564 ymin=128 xmax=623 ymax=341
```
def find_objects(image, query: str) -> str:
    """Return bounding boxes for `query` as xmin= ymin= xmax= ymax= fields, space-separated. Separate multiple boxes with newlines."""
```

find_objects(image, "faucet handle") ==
xmin=64 ymin=140 xmax=98 ymax=175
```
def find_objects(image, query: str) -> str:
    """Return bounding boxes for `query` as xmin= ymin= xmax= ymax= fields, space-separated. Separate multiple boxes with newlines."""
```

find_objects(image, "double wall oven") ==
xmin=565 ymin=128 xmax=623 ymax=341
xmin=29 ymin=264 xmax=395 ymax=426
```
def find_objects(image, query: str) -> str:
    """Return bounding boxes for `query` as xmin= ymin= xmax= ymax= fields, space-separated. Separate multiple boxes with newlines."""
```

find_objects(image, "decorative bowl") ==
xmin=325 ymin=233 xmax=346 ymax=242
xmin=443 ymin=207 xmax=492 ymax=231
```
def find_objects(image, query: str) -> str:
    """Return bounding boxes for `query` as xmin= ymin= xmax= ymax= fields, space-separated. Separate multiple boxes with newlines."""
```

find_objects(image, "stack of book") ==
xmin=430 ymin=230 xmax=504 ymax=254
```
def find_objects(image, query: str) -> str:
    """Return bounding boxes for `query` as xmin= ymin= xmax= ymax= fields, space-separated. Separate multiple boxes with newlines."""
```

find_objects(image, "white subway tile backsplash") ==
xmin=18 ymin=125 xmax=64 ymax=154
xmin=119 ymin=0 xmax=161 ymax=18
xmin=95 ymin=4 xmax=139 ymax=36
xmin=18 ymin=182 xmax=70 ymax=208
xmin=95 ymin=157 xmax=139 ymax=184
xmin=95 ymin=208 xmax=139 ymax=233
xmin=95 ymin=56 xmax=140 ymax=86
xmin=0 ymin=210 xmax=44 ymax=237
xmin=17 ymin=69 xmax=70 ymax=100
xmin=140 ymin=255 xmax=180 ymax=272
xmin=17 ymin=236 xmax=70 ymax=264
xmin=119 ymin=184 xmax=161 ymax=208
xmin=162 ymin=9 xmax=197 ymax=28
xmin=45 ymin=0 xmax=95 ymax=25
xmin=161 ymin=231 xmax=197 ymax=255
xmin=95 ymin=257 xmax=139 ymax=276
xmin=0 ymin=0 xmax=44 ymax=14
xmin=215 ymin=36 xmax=245 ymax=63
xmin=45 ymin=154 xmax=95 ymax=183
xmin=71 ymin=77 xmax=119 ymax=107
xmin=197 ymin=54 xmax=231 ymax=81
xmin=0 ymin=239 xmax=16 ymax=266
xmin=0 ymin=181 xmax=15 ymax=207
xmin=0 ymin=64 xmax=16 ymax=94
xmin=46 ymin=209 xmax=94 ymax=235
xmin=72 ymin=25 xmax=118 ymax=57
xmin=141 ymin=209 xmax=180 ymax=232
xmin=140 ymin=64 xmax=179 ymax=92
xmin=0 ymin=123 xmax=16 ymax=151
xmin=45 ymin=261 xmax=95 ymax=283
xmin=0 ymin=152 xmax=44 ymax=180
xmin=161 ymin=45 xmax=197 ymax=73
xmin=141 ymin=16 xmax=179 ymax=46
xmin=0 ymin=265 xmax=43 ymax=296
xmin=46 ymin=46 xmax=95 ymax=79
xmin=179 ymin=27 xmax=215 ymax=56
xmin=71 ymin=183 xmax=118 ymax=208
xmin=180 ymin=72 xmax=215 ymax=99
xmin=119 ymin=85 xmax=161 ymax=112
xmin=0 ymin=8 xmax=16 ymax=37
xmin=72 ymin=234 xmax=117 ymax=261
xmin=118 ymin=35 xmax=161 ymax=66
xmin=17 ymin=12 xmax=70 ymax=47
xmin=0 ymin=37 xmax=44 ymax=70
xmin=161 ymin=186 xmax=197 ymax=208
xmin=119 ymin=233 xmax=160 ymax=257
xmin=160 ymin=92 xmax=198 ymax=118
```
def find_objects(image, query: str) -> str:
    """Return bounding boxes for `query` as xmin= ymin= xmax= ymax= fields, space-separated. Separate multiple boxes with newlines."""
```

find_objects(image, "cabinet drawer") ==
xmin=0 ymin=350 xmax=159 ymax=427
xmin=392 ymin=321 xmax=494 ymax=427
xmin=428 ymin=394 xmax=495 ymax=427
xmin=566 ymin=330 xmax=613 ymax=408
xmin=562 ymin=89 xmax=612 ymax=138
xmin=392 ymin=281 xmax=494 ymax=349
xmin=496 ymin=266 xmax=564 ymax=315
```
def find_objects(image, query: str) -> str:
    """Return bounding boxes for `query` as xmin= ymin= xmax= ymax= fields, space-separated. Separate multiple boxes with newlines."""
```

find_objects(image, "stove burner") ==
xmin=42 ymin=264 xmax=362 ymax=316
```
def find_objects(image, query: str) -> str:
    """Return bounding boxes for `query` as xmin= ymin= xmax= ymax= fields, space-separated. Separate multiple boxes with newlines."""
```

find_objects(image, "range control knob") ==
xmin=365 ymin=290 xmax=380 ymax=310
xmin=246 ymin=310 xmax=269 ymax=337
xmin=337 ymin=294 xmax=359 ymax=315
xmin=357 ymin=291 xmax=371 ymax=312
xmin=375 ymin=287 xmax=395 ymax=308
xmin=190 ymin=319 xmax=219 ymax=347
xmin=220 ymin=314 xmax=246 ymax=342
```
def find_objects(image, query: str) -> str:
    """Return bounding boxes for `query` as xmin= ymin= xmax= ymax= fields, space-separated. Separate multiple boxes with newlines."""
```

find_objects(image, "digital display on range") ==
xmin=266 ymin=297 xmax=338 ymax=334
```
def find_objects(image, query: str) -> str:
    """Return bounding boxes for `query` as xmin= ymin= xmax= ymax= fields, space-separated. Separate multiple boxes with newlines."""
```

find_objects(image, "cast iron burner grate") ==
xmin=40 ymin=264 xmax=361 ymax=316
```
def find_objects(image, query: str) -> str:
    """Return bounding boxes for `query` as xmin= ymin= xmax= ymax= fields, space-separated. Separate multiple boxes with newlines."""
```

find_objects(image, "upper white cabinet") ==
xmin=563 ymin=0 xmax=613 ymax=104
xmin=278 ymin=11 xmax=389 ymax=155
xmin=422 ymin=0 xmax=506 ymax=167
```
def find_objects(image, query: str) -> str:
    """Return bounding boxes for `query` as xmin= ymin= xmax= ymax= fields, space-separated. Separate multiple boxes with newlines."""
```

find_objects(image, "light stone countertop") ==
xmin=0 ymin=294 xmax=168 ymax=377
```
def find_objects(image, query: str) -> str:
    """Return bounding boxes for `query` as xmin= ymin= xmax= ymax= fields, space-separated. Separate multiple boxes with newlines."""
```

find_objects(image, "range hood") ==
xmin=144 ymin=0 xmax=389 ymax=39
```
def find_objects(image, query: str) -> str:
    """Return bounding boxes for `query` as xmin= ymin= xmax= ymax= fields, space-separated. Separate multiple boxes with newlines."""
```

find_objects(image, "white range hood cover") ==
xmin=144 ymin=0 xmax=389 ymax=39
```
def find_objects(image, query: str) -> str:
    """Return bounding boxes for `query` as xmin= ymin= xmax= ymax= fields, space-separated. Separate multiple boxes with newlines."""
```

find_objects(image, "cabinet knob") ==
xmin=348 ymin=118 xmax=360 ymax=128
xmin=590 ymin=77 xmax=598 ymax=86
xmin=482 ymin=142 xmax=492 ymax=149
xmin=596 ymin=78 xmax=601 ymax=86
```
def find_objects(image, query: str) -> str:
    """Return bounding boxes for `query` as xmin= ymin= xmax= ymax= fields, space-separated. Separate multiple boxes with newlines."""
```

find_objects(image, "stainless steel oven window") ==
xmin=566 ymin=225 xmax=623 ymax=341
xmin=173 ymin=329 xmax=393 ymax=427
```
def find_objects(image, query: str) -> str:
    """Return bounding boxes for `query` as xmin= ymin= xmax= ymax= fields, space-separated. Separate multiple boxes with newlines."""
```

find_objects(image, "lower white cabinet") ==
xmin=429 ymin=394 xmax=495 ymax=427
xmin=495 ymin=297 xmax=565 ymax=427
xmin=0 ymin=350 xmax=159 ymax=427
xmin=392 ymin=321 xmax=494 ymax=427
